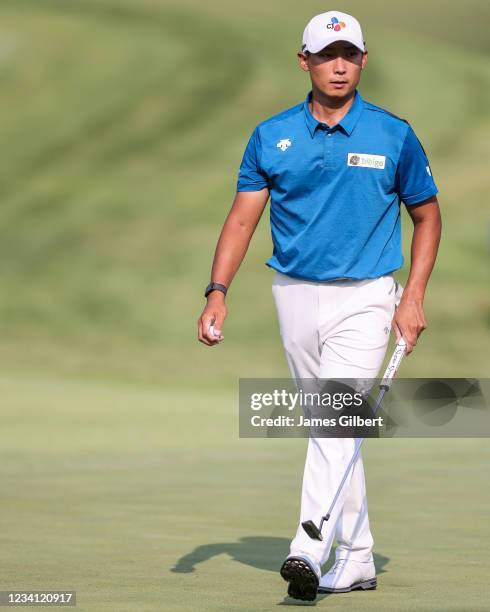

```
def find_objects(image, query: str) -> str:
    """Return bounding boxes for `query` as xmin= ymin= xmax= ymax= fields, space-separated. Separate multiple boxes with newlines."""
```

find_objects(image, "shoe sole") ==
xmin=280 ymin=557 xmax=319 ymax=602
xmin=318 ymin=577 xmax=377 ymax=594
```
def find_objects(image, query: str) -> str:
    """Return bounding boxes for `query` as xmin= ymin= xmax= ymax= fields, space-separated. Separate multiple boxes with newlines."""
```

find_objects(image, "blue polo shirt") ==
xmin=236 ymin=89 xmax=438 ymax=281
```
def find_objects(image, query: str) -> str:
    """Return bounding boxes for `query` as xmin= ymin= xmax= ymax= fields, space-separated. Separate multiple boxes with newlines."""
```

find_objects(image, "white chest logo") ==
xmin=277 ymin=139 xmax=292 ymax=152
xmin=348 ymin=153 xmax=386 ymax=169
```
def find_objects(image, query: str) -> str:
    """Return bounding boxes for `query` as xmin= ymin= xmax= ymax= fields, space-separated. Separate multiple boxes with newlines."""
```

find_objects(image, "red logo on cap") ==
xmin=327 ymin=16 xmax=346 ymax=32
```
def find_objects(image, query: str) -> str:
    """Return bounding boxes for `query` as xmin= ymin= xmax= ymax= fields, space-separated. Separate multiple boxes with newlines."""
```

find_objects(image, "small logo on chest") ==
xmin=348 ymin=153 xmax=386 ymax=169
xmin=277 ymin=139 xmax=292 ymax=152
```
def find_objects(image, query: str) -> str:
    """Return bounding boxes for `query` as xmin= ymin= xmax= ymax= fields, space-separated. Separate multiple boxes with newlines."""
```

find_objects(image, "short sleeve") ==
xmin=236 ymin=126 xmax=269 ymax=192
xmin=395 ymin=125 xmax=438 ymax=205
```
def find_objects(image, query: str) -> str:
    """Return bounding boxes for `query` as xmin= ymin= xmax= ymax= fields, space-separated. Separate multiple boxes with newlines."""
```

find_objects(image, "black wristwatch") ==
xmin=204 ymin=282 xmax=228 ymax=299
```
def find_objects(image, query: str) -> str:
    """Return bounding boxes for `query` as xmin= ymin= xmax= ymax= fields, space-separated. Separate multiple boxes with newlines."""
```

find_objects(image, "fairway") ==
xmin=1 ymin=374 xmax=489 ymax=610
xmin=0 ymin=0 xmax=489 ymax=610
xmin=0 ymin=0 xmax=488 ymax=384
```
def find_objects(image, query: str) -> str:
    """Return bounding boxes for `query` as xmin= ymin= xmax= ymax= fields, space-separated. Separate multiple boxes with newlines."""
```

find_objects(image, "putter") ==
xmin=302 ymin=337 xmax=407 ymax=541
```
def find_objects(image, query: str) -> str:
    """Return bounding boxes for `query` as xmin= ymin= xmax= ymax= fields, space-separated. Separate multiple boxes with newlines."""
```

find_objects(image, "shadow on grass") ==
xmin=171 ymin=535 xmax=389 ymax=578
xmin=171 ymin=536 xmax=288 ymax=573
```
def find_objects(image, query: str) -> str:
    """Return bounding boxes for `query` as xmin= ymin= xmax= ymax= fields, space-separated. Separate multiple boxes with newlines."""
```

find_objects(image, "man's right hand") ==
xmin=197 ymin=188 xmax=269 ymax=347
xmin=197 ymin=292 xmax=227 ymax=346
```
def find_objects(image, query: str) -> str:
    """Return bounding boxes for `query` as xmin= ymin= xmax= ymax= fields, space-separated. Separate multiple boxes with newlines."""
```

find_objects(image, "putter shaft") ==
xmin=301 ymin=338 xmax=407 ymax=540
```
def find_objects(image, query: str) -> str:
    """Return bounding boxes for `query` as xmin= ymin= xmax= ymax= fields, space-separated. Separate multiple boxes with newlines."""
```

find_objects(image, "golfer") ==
xmin=197 ymin=10 xmax=442 ymax=601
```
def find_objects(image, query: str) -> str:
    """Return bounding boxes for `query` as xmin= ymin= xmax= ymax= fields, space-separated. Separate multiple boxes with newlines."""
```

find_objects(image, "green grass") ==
xmin=0 ymin=0 xmax=489 ymax=609
xmin=1 ymin=374 xmax=489 ymax=611
xmin=0 ymin=0 xmax=487 ymax=384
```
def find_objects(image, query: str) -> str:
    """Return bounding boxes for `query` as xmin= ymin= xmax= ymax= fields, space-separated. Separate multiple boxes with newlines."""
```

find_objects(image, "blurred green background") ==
xmin=0 ymin=1 xmax=489 ymax=610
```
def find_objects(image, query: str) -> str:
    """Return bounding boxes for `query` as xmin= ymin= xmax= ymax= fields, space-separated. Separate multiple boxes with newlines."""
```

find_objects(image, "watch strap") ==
xmin=204 ymin=282 xmax=228 ymax=298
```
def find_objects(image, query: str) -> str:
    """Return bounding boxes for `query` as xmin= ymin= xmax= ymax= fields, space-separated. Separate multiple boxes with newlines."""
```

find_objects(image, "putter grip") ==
xmin=380 ymin=338 xmax=407 ymax=389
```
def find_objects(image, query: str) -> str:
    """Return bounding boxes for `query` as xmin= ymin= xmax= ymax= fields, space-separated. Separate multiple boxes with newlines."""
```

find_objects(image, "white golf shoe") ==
xmin=280 ymin=553 xmax=321 ymax=601
xmin=318 ymin=558 xmax=377 ymax=593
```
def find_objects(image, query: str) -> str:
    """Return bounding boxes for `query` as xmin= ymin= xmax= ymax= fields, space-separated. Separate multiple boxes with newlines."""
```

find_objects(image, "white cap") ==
xmin=302 ymin=11 xmax=365 ymax=54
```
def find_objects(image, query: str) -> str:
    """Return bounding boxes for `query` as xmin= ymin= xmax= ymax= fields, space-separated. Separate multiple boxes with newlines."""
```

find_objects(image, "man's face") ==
xmin=298 ymin=41 xmax=368 ymax=99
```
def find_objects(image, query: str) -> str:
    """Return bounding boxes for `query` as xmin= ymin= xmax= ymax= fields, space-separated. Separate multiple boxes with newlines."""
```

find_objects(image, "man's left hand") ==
xmin=391 ymin=296 xmax=427 ymax=354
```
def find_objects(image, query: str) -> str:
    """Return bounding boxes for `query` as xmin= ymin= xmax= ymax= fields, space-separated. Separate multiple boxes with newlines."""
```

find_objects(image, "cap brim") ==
xmin=306 ymin=36 xmax=365 ymax=54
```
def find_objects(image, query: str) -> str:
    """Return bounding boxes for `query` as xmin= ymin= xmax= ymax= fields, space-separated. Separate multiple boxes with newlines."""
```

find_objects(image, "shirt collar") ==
xmin=303 ymin=89 xmax=364 ymax=137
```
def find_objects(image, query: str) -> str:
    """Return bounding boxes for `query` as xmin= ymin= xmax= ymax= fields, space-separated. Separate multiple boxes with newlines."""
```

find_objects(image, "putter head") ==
xmin=301 ymin=520 xmax=323 ymax=541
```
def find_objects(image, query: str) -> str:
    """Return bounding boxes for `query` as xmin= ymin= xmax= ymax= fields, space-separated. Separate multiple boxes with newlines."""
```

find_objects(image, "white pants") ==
xmin=271 ymin=271 xmax=403 ymax=569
